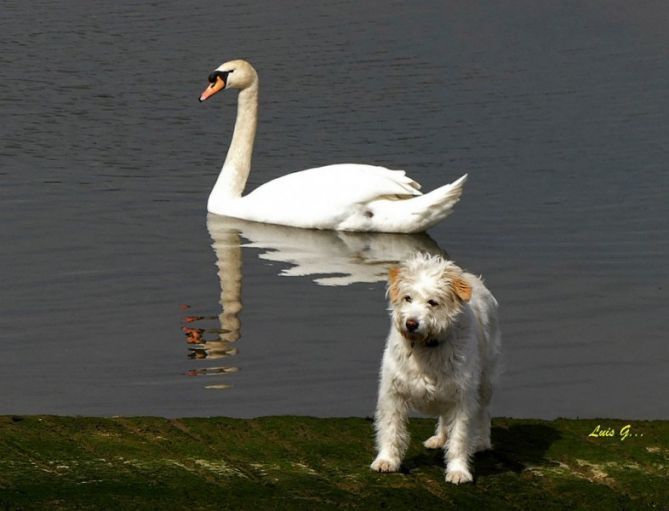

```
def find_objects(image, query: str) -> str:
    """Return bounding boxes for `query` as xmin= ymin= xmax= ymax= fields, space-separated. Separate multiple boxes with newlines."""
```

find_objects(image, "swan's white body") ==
xmin=201 ymin=60 xmax=467 ymax=233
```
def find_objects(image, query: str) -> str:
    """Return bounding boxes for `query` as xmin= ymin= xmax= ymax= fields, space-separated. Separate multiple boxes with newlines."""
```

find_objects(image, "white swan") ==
xmin=199 ymin=59 xmax=467 ymax=233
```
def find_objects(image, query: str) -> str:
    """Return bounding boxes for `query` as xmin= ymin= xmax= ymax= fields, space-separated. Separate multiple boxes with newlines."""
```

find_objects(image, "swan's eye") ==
xmin=427 ymin=299 xmax=439 ymax=307
xmin=208 ymin=70 xmax=230 ymax=84
xmin=403 ymin=296 xmax=412 ymax=303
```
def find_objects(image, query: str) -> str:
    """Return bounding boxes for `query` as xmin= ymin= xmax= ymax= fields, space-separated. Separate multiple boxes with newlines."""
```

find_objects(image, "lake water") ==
xmin=1 ymin=1 xmax=667 ymax=419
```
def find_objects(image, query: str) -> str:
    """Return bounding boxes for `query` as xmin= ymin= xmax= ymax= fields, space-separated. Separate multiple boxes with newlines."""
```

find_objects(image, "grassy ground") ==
xmin=0 ymin=416 xmax=666 ymax=510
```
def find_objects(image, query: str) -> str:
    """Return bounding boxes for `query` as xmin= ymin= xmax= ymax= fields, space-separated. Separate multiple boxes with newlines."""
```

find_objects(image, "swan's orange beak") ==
xmin=199 ymin=76 xmax=225 ymax=102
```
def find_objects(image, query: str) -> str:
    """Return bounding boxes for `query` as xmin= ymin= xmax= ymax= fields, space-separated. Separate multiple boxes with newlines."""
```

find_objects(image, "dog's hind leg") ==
xmin=423 ymin=415 xmax=449 ymax=449
xmin=474 ymin=380 xmax=493 ymax=452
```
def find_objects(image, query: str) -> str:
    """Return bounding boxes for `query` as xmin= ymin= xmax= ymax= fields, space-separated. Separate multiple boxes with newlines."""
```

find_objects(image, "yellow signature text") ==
xmin=588 ymin=424 xmax=642 ymax=441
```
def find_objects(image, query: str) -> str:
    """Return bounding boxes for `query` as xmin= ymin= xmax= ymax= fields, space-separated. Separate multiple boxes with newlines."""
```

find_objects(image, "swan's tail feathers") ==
xmin=374 ymin=173 xmax=467 ymax=233
xmin=429 ymin=173 xmax=467 ymax=205
xmin=415 ymin=173 xmax=467 ymax=225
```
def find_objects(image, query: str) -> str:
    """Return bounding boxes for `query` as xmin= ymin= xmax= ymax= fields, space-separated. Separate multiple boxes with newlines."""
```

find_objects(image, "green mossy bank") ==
xmin=0 ymin=416 xmax=666 ymax=510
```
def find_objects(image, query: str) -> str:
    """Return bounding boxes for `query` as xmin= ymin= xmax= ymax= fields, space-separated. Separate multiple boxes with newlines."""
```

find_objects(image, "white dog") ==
xmin=371 ymin=253 xmax=501 ymax=484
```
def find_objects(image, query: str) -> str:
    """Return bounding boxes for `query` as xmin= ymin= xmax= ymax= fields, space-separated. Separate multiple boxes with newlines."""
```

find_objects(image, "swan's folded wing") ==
xmin=236 ymin=164 xmax=425 ymax=229
xmin=345 ymin=164 xmax=422 ymax=195
xmin=247 ymin=164 xmax=422 ymax=204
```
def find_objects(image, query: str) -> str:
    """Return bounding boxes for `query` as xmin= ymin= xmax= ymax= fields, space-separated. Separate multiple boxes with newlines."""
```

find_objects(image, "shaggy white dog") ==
xmin=371 ymin=253 xmax=501 ymax=484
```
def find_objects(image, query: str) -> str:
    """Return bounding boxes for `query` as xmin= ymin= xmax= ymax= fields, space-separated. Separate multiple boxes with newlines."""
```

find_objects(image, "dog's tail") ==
xmin=372 ymin=174 xmax=467 ymax=233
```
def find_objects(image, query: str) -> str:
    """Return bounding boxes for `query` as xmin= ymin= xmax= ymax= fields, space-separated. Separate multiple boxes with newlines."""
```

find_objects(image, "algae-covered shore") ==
xmin=0 ymin=416 xmax=666 ymax=510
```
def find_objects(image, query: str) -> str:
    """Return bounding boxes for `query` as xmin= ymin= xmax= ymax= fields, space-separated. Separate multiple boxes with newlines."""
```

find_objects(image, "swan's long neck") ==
xmin=209 ymin=81 xmax=258 ymax=201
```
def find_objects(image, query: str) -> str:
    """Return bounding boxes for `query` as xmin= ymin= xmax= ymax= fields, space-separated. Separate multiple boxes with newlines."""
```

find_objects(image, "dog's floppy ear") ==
xmin=387 ymin=266 xmax=401 ymax=302
xmin=452 ymin=277 xmax=472 ymax=302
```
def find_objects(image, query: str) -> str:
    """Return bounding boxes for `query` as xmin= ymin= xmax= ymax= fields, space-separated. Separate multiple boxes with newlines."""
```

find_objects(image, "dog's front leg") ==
xmin=444 ymin=396 xmax=476 ymax=484
xmin=371 ymin=390 xmax=409 ymax=473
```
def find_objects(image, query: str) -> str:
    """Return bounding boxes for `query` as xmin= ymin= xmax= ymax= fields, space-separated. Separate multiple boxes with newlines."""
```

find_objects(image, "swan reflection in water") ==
xmin=182 ymin=214 xmax=448 ymax=388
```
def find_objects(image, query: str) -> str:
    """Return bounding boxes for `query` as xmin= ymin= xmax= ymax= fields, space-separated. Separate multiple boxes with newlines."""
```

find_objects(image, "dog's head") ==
xmin=387 ymin=253 xmax=471 ymax=346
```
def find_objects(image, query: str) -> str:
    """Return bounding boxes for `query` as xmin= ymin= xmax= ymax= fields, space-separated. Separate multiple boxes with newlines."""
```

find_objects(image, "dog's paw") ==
xmin=445 ymin=468 xmax=473 ymax=485
xmin=423 ymin=435 xmax=447 ymax=449
xmin=370 ymin=456 xmax=400 ymax=473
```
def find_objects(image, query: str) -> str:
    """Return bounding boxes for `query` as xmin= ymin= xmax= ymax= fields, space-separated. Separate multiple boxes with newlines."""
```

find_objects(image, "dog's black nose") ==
xmin=406 ymin=319 xmax=419 ymax=332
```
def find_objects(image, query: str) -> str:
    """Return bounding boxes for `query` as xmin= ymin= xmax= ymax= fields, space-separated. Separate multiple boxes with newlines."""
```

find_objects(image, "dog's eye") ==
xmin=427 ymin=299 xmax=439 ymax=307
xmin=403 ymin=295 xmax=412 ymax=303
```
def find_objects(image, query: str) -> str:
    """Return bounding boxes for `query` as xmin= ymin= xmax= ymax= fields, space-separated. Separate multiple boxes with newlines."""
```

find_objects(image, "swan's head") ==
xmin=199 ymin=59 xmax=258 ymax=102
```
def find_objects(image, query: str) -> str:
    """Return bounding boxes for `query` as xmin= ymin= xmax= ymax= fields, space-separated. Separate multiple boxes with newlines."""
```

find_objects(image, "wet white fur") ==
xmin=371 ymin=253 xmax=501 ymax=484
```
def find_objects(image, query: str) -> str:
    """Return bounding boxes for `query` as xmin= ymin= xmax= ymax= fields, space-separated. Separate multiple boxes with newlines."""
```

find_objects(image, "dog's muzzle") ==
xmin=405 ymin=319 xmax=419 ymax=332
xmin=401 ymin=319 xmax=439 ymax=348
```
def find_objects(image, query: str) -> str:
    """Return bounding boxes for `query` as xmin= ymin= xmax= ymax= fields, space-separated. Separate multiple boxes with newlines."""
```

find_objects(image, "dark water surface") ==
xmin=1 ymin=1 xmax=667 ymax=418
